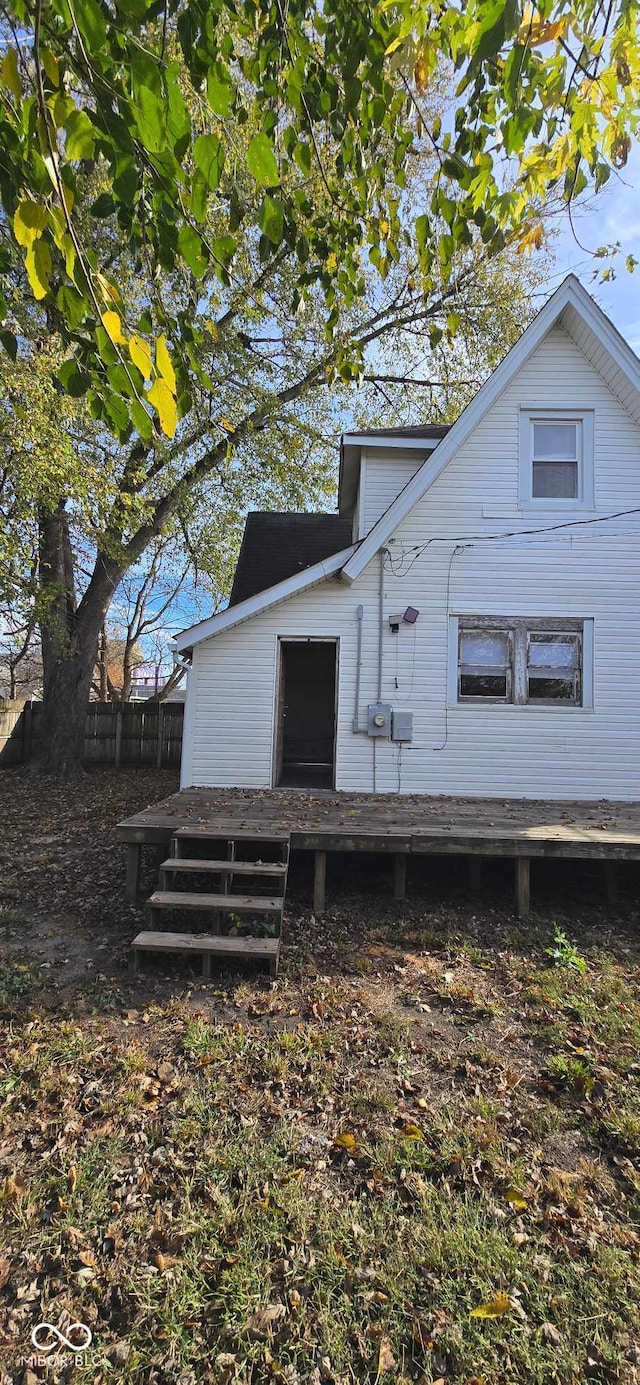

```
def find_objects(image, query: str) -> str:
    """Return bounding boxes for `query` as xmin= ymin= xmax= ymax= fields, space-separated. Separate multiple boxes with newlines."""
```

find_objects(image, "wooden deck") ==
xmin=117 ymin=786 xmax=640 ymax=917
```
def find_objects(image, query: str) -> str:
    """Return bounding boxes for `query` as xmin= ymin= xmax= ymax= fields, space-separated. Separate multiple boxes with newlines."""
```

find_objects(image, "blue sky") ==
xmin=551 ymin=144 xmax=640 ymax=348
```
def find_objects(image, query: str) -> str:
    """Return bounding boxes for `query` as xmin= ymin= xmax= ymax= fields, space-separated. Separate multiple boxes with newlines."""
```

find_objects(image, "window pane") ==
xmin=459 ymin=629 xmax=509 ymax=667
xmin=460 ymin=674 xmax=507 ymax=699
xmin=528 ymin=675 xmax=577 ymax=702
xmin=532 ymin=460 xmax=578 ymax=498
xmin=529 ymin=634 xmax=580 ymax=668
xmin=532 ymin=422 xmax=578 ymax=460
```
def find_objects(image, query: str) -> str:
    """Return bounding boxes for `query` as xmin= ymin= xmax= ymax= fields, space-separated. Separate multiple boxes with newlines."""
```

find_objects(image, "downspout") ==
xmin=374 ymin=547 xmax=388 ymax=792
xmin=168 ymin=640 xmax=191 ymax=673
xmin=378 ymin=548 xmax=387 ymax=701
xmin=352 ymin=604 xmax=364 ymax=732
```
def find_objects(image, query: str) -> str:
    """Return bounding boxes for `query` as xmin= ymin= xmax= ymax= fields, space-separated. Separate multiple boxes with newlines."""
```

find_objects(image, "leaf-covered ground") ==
xmin=0 ymin=768 xmax=639 ymax=1384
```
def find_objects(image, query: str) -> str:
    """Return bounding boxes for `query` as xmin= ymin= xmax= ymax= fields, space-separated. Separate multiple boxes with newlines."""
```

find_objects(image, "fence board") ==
xmin=0 ymin=700 xmax=184 ymax=767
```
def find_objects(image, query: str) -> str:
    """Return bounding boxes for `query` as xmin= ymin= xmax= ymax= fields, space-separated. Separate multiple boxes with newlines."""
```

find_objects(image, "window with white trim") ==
xmin=519 ymin=410 xmax=594 ymax=507
xmin=457 ymin=617 xmax=584 ymax=706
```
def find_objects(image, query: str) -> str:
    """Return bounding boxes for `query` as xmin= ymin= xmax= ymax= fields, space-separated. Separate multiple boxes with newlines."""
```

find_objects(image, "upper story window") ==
xmin=519 ymin=409 xmax=594 ymax=508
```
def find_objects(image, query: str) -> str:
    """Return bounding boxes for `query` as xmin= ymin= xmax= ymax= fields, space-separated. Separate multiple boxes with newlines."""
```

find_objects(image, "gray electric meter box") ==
xmin=392 ymin=709 xmax=414 ymax=742
xmin=367 ymin=702 xmax=392 ymax=737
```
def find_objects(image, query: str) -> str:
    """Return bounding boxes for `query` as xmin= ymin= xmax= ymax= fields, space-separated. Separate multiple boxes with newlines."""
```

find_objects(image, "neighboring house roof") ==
xmin=176 ymin=274 xmax=640 ymax=651
xmin=229 ymin=511 xmax=354 ymax=606
xmin=340 ymin=274 xmax=640 ymax=585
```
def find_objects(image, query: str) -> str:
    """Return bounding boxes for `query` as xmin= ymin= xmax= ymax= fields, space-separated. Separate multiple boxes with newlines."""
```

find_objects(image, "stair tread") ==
xmin=148 ymin=890 xmax=282 ymax=913
xmin=132 ymin=930 xmax=279 ymax=957
xmin=174 ymin=826 xmax=290 ymax=842
xmin=161 ymin=858 xmax=287 ymax=876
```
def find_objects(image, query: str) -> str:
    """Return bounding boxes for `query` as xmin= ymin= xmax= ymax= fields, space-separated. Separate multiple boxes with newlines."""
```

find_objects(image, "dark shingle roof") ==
xmin=229 ymin=512 xmax=353 ymax=606
xmin=347 ymin=424 xmax=451 ymax=440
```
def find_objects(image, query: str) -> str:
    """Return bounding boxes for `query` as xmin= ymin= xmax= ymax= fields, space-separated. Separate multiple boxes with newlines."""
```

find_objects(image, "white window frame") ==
xmin=447 ymin=616 xmax=594 ymax=710
xmin=519 ymin=408 xmax=594 ymax=510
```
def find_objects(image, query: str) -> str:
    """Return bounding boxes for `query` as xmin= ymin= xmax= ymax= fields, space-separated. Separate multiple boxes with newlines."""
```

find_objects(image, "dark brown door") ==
xmin=277 ymin=641 xmax=337 ymax=788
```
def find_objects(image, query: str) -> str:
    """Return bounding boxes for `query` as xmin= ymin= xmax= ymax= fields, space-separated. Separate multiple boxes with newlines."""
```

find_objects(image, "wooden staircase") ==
xmin=131 ymin=827 xmax=290 ymax=977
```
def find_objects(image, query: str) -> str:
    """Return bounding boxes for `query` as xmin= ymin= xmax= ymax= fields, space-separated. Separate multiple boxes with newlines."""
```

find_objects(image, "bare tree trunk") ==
xmin=38 ymin=506 xmax=122 ymax=773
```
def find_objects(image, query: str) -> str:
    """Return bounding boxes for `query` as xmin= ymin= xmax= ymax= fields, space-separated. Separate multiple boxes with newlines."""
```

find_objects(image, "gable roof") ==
xmin=230 ymin=511 xmax=354 ymax=605
xmin=340 ymin=274 xmax=640 ymax=585
xmin=174 ymin=539 xmax=356 ymax=652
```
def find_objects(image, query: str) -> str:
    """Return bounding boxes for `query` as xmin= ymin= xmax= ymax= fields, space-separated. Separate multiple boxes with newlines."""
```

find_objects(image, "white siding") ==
xmin=184 ymin=324 xmax=640 ymax=800
xmin=360 ymin=449 xmax=423 ymax=536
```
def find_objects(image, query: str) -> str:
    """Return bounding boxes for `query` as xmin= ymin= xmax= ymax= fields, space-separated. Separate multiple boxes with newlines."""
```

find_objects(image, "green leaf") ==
xmin=193 ymin=133 xmax=224 ymax=191
xmin=73 ymin=0 xmax=106 ymax=52
xmin=247 ymin=133 xmax=279 ymax=187
xmin=0 ymin=329 xmax=17 ymax=360
xmin=57 ymin=358 xmax=91 ymax=395
xmin=65 ymin=109 xmax=96 ymax=160
xmin=259 ymin=194 xmax=284 ymax=245
xmin=131 ymin=84 xmax=166 ymax=153
xmin=207 ymin=66 xmax=234 ymax=117
xmin=178 ymin=223 xmax=208 ymax=279
xmin=90 ymin=192 xmax=116 ymax=217
xmin=293 ymin=141 xmax=312 ymax=176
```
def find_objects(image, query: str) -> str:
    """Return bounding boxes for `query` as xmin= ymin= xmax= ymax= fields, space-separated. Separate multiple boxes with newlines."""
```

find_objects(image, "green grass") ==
xmin=1 ymin=937 xmax=639 ymax=1381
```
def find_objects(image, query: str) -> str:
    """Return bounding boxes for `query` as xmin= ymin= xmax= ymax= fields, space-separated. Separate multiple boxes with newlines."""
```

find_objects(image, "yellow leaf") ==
xmin=129 ymin=333 xmax=153 ymax=379
xmin=377 ymin=1336 xmax=396 ymax=1372
xmin=0 ymin=46 xmax=21 ymax=100
xmin=332 ymin=1131 xmax=358 ymax=1152
xmin=220 ymin=417 xmax=235 ymax=433
xmin=471 ymin=1293 xmax=512 ymax=1319
xmin=156 ymin=334 xmax=176 ymax=394
xmin=400 ymin=1121 xmax=424 ymax=1141
xmin=517 ymin=224 xmax=544 ymax=254
xmin=25 ymin=240 xmax=51 ymax=300
xmin=505 ymin=1189 xmax=527 ymax=1211
xmin=13 ymin=200 xmax=48 ymax=249
xmin=41 ymin=48 xmax=60 ymax=86
xmin=148 ymin=378 xmax=178 ymax=439
xmin=102 ymin=310 xmax=126 ymax=345
xmin=96 ymin=273 xmax=121 ymax=305
xmin=68 ymin=1164 xmax=77 ymax=1193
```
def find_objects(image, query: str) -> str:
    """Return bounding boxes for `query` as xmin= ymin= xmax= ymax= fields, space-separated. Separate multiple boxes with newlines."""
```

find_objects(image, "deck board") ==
xmin=117 ymin=786 xmax=640 ymax=860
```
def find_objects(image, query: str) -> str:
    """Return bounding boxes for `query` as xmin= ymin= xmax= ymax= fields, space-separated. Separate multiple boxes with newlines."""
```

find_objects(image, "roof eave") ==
xmin=175 ymin=542 xmax=357 ymax=651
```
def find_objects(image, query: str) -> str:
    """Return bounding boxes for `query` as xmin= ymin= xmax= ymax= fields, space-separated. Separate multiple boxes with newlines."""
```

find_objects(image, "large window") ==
xmin=519 ymin=410 xmax=594 ymax=508
xmin=457 ymin=617 xmax=586 ymax=706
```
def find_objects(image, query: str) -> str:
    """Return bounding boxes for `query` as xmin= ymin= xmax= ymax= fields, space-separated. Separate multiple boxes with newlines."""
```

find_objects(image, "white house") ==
xmin=174 ymin=275 xmax=640 ymax=802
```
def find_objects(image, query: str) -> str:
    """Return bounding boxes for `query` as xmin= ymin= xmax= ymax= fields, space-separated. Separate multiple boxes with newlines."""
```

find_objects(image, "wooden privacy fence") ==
xmin=0 ymin=700 xmax=184 ymax=768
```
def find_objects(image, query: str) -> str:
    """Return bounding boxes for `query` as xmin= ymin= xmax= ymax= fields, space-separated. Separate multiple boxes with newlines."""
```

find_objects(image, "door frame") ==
xmin=272 ymin=636 xmax=340 ymax=789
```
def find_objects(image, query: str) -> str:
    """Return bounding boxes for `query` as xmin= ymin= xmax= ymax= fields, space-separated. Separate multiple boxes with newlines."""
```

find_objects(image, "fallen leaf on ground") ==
xmin=377 ymin=1336 xmax=396 ymax=1372
xmin=471 ymin=1293 xmax=512 ymax=1319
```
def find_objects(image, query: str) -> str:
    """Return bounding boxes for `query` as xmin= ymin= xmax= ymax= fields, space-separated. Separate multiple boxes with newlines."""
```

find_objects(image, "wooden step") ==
xmin=174 ymin=826 xmax=290 ymax=843
xmin=147 ymin=890 xmax=282 ymax=914
xmin=160 ymin=858 xmax=287 ymax=877
xmin=131 ymin=930 xmax=280 ymax=977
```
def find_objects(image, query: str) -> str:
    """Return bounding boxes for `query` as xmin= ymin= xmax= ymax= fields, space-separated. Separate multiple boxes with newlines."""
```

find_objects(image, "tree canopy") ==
xmin=1 ymin=0 xmax=637 ymax=442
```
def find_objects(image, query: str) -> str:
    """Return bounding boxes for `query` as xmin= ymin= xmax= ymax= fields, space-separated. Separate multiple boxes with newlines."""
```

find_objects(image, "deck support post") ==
xmin=469 ymin=857 xmax=482 ymax=890
xmin=515 ymin=857 xmax=530 ymax=918
xmin=313 ymin=850 xmax=327 ymax=916
xmin=394 ymin=853 xmax=407 ymax=900
xmin=126 ymin=844 xmax=141 ymax=903
xmin=605 ymin=860 xmax=618 ymax=905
